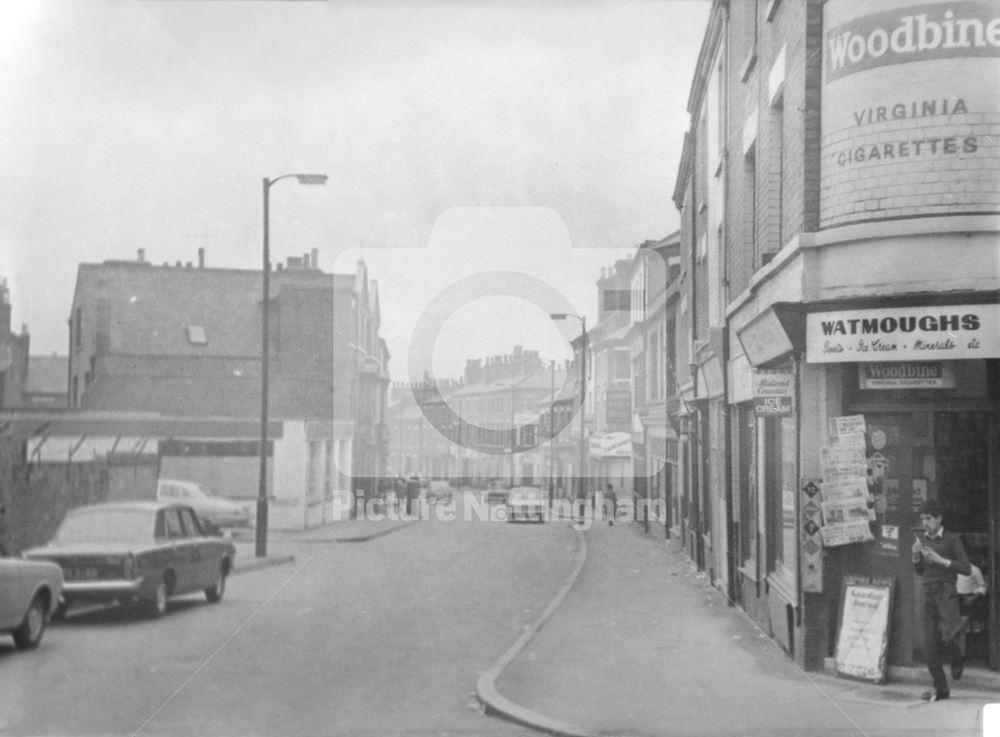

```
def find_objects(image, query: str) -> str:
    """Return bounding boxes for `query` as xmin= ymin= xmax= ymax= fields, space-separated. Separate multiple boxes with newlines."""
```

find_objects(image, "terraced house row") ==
xmin=661 ymin=0 xmax=1000 ymax=678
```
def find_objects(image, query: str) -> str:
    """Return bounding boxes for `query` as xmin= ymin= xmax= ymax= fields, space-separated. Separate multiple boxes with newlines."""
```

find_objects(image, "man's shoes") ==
xmin=920 ymin=690 xmax=949 ymax=702
xmin=951 ymin=659 xmax=964 ymax=680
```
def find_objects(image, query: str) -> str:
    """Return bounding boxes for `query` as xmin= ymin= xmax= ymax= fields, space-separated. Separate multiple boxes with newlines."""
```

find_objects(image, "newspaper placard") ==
xmin=831 ymin=432 xmax=867 ymax=451
xmin=822 ymin=445 xmax=866 ymax=467
xmin=822 ymin=464 xmax=869 ymax=485
xmin=821 ymin=520 xmax=874 ymax=547
xmin=821 ymin=479 xmax=869 ymax=504
xmin=835 ymin=577 xmax=894 ymax=684
xmin=823 ymin=499 xmax=872 ymax=526
xmin=819 ymin=413 xmax=875 ymax=547
xmin=831 ymin=415 xmax=867 ymax=437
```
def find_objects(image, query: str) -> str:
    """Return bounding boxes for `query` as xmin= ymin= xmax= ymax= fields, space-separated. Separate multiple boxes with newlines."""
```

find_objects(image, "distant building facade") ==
xmin=64 ymin=248 xmax=389 ymax=524
xmin=387 ymin=347 xmax=568 ymax=489
xmin=0 ymin=278 xmax=31 ymax=410
xmin=24 ymin=355 xmax=69 ymax=409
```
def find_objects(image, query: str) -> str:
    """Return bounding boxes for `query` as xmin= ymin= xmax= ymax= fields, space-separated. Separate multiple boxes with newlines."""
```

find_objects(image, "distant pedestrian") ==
xmin=912 ymin=498 xmax=971 ymax=701
xmin=405 ymin=474 xmax=420 ymax=516
xmin=604 ymin=483 xmax=617 ymax=526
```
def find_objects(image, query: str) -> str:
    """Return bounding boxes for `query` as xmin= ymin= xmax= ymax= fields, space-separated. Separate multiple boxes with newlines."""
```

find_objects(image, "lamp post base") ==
xmin=255 ymin=499 xmax=269 ymax=558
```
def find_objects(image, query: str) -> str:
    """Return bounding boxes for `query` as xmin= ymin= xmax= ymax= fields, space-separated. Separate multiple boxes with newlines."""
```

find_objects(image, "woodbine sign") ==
xmin=826 ymin=0 xmax=1000 ymax=82
xmin=820 ymin=0 xmax=1000 ymax=228
xmin=806 ymin=304 xmax=1000 ymax=363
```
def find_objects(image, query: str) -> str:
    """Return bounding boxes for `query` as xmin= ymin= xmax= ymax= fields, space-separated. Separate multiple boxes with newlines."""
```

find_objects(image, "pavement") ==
xmin=231 ymin=515 xmax=418 ymax=574
xmin=225 ymin=507 xmax=1000 ymax=736
xmin=477 ymin=517 xmax=1000 ymax=737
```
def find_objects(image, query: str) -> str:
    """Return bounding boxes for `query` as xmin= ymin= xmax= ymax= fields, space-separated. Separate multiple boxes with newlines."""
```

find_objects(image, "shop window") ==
xmin=736 ymin=404 xmax=758 ymax=576
xmin=766 ymin=414 xmax=798 ymax=595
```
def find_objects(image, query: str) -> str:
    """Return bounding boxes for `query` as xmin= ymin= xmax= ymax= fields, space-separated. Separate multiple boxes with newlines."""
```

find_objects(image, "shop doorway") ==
xmin=858 ymin=410 xmax=996 ymax=669
xmin=933 ymin=412 xmax=995 ymax=670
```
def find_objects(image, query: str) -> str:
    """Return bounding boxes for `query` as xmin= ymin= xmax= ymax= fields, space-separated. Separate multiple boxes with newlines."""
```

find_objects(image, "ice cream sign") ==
xmin=752 ymin=371 xmax=794 ymax=417
xmin=806 ymin=304 xmax=1000 ymax=363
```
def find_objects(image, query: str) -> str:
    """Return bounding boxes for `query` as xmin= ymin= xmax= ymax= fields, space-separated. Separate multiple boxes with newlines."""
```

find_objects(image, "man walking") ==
xmin=912 ymin=499 xmax=971 ymax=701
xmin=604 ymin=483 xmax=618 ymax=526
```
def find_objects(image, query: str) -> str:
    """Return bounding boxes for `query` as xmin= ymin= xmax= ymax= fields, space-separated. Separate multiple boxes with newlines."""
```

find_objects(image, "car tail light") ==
xmin=122 ymin=554 xmax=137 ymax=579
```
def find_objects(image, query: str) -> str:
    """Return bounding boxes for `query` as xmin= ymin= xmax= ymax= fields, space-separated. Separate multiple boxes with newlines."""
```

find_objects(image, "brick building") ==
xmin=65 ymin=248 xmax=390 ymax=522
xmin=673 ymin=0 xmax=1000 ymax=674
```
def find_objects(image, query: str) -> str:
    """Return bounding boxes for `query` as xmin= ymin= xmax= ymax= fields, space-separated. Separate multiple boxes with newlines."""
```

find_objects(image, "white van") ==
xmin=156 ymin=479 xmax=253 ymax=531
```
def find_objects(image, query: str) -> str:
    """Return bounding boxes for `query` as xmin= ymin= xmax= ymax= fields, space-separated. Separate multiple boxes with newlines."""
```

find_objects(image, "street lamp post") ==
xmin=257 ymin=172 xmax=327 ymax=559
xmin=550 ymin=313 xmax=587 ymax=518
xmin=548 ymin=359 xmax=555 ymax=512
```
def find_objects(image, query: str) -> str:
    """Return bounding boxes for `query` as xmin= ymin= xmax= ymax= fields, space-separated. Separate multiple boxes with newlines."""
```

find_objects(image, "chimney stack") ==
xmin=311 ymin=248 xmax=319 ymax=269
xmin=197 ymin=248 xmax=205 ymax=268
xmin=137 ymin=248 xmax=145 ymax=263
xmin=0 ymin=278 xmax=9 ymax=334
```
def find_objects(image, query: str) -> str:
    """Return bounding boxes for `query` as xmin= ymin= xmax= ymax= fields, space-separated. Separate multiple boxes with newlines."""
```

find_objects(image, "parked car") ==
xmin=156 ymin=478 xmax=252 ymax=532
xmin=23 ymin=501 xmax=236 ymax=619
xmin=485 ymin=479 xmax=510 ymax=505
xmin=505 ymin=486 xmax=547 ymax=523
xmin=0 ymin=556 xmax=63 ymax=649
xmin=425 ymin=480 xmax=453 ymax=504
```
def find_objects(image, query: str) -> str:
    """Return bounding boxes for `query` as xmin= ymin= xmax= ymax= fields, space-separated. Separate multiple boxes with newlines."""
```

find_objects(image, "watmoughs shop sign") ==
xmin=820 ymin=0 xmax=1000 ymax=228
xmin=806 ymin=304 xmax=1000 ymax=363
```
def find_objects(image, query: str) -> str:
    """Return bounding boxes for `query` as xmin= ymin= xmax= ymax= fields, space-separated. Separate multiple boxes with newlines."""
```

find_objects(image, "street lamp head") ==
xmin=549 ymin=313 xmax=569 ymax=320
xmin=294 ymin=174 xmax=328 ymax=186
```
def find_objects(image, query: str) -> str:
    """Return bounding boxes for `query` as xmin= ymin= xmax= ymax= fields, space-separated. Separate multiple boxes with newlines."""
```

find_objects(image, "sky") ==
xmin=0 ymin=0 xmax=710 ymax=383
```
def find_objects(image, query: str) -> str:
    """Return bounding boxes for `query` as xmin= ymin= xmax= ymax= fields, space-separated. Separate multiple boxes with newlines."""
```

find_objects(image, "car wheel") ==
xmin=205 ymin=566 xmax=227 ymax=603
xmin=13 ymin=595 xmax=48 ymax=650
xmin=146 ymin=578 xmax=169 ymax=618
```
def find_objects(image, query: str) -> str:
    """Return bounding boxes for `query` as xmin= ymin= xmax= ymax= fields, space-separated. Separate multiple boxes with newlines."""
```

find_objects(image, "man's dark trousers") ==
xmin=922 ymin=581 xmax=964 ymax=694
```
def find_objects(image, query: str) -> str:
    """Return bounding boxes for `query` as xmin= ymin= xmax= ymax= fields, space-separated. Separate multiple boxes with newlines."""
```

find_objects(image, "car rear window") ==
xmin=55 ymin=509 xmax=155 ymax=543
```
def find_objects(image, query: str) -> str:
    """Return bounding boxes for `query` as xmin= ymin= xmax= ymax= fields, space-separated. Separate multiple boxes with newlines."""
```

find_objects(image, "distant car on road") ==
xmin=23 ymin=501 xmax=236 ymax=619
xmin=156 ymin=479 xmax=252 ymax=532
xmin=505 ymin=486 xmax=547 ymax=523
xmin=485 ymin=479 xmax=510 ymax=505
xmin=0 ymin=555 xmax=63 ymax=650
xmin=425 ymin=480 xmax=453 ymax=504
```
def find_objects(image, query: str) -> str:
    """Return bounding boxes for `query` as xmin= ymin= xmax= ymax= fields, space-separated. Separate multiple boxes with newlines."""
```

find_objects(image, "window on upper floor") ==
xmin=648 ymin=331 xmax=660 ymax=401
xmin=630 ymin=262 xmax=646 ymax=323
xmin=186 ymin=325 xmax=207 ymax=345
xmin=613 ymin=349 xmax=630 ymax=381
xmin=74 ymin=307 xmax=82 ymax=348
xmin=745 ymin=143 xmax=758 ymax=269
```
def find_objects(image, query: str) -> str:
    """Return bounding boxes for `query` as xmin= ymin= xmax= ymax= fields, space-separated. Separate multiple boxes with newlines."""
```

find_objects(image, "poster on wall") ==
xmin=801 ymin=479 xmax=824 ymax=593
xmin=819 ymin=415 xmax=875 ymax=547
xmin=835 ymin=576 xmax=894 ymax=684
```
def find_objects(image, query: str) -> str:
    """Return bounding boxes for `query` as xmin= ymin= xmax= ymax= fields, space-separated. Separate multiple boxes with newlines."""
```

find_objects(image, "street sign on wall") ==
xmin=752 ymin=371 xmax=794 ymax=417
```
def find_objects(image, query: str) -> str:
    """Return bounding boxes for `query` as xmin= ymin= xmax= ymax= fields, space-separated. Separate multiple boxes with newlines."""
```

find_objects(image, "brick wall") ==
xmin=723 ymin=0 xmax=823 ymax=295
xmin=819 ymin=0 xmax=1000 ymax=227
